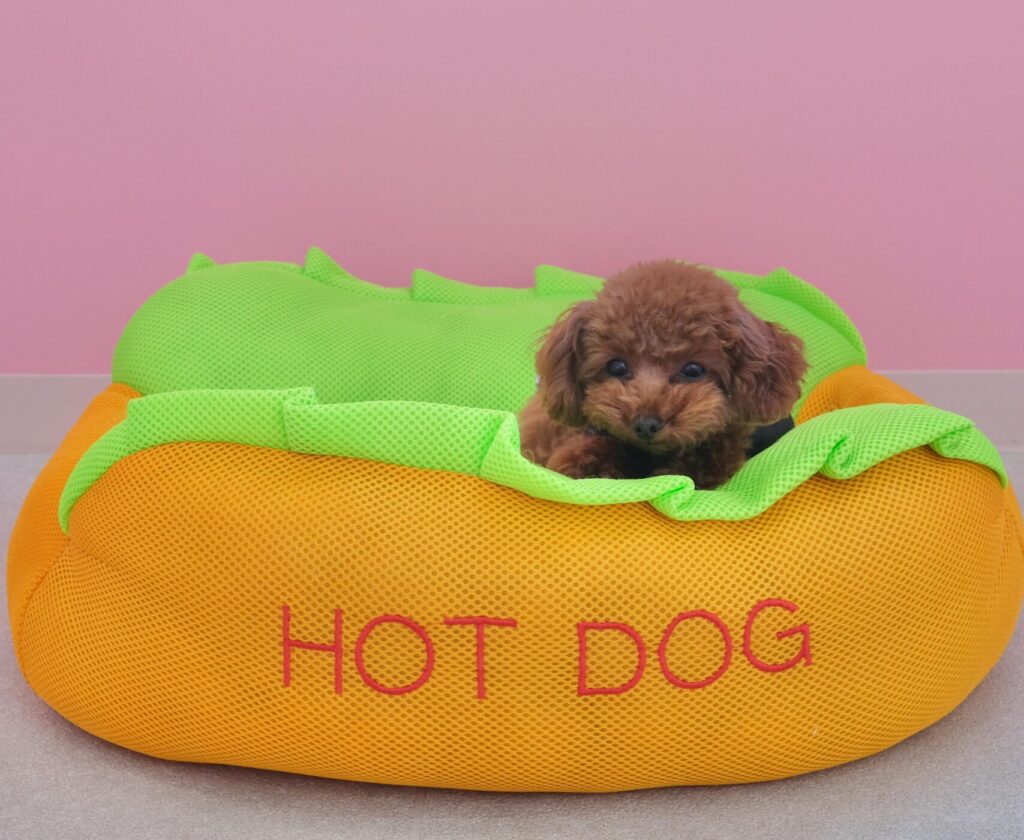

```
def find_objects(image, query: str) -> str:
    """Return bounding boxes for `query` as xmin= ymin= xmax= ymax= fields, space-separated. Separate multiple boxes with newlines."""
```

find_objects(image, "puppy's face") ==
xmin=577 ymin=329 xmax=733 ymax=453
xmin=535 ymin=261 xmax=808 ymax=452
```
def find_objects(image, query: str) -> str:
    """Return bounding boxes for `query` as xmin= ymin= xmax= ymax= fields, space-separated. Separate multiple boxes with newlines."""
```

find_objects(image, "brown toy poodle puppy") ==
xmin=518 ymin=260 xmax=808 ymax=488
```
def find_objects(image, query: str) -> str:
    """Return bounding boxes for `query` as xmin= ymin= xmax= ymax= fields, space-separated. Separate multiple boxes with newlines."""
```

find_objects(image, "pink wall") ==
xmin=2 ymin=1 xmax=1022 ymax=373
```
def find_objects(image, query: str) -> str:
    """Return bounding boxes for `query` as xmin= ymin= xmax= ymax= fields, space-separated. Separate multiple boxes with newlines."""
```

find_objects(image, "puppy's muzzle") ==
xmin=632 ymin=415 xmax=664 ymax=440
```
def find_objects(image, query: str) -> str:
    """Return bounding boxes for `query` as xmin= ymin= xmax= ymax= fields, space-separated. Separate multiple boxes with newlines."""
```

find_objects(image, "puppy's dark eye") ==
xmin=606 ymin=358 xmax=630 ymax=378
xmin=680 ymin=362 xmax=705 ymax=380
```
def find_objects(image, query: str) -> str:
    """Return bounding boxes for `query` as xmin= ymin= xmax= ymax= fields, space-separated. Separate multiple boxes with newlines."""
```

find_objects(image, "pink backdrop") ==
xmin=2 ymin=1 xmax=1022 ymax=373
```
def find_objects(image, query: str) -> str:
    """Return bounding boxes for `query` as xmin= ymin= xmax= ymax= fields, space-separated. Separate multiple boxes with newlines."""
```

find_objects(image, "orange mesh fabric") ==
xmin=797 ymin=364 xmax=926 ymax=421
xmin=6 ymin=384 xmax=139 ymax=654
xmin=8 ymin=373 xmax=1022 ymax=792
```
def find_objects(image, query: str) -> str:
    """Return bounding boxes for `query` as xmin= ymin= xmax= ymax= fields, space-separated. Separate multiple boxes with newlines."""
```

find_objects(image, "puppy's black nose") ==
xmin=632 ymin=415 xmax=664 ymax=439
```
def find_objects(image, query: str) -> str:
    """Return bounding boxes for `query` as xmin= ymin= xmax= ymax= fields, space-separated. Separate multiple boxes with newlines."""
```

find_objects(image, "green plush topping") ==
xmin=51 ymin=249 xmax=1004 ymax=532
xmin=56 ymin=250 xmax=1006 ymax=531
xmin=112 ymin=248 xmax=867 ymax=417
xmin=58 ymin=386 xmax=1006 ymax=532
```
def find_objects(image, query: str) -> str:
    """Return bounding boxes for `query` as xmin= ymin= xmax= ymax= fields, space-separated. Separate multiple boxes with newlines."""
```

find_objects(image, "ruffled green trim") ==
xmin=58 ymin=386 xmax=1006 ymax=533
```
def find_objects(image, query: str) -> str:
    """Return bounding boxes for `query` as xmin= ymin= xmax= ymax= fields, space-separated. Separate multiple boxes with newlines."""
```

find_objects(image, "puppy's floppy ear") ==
xmin=726 ymin=304 xmax=808 ymax=425
xmin=535 ymin=300 xmax=594 ymax=427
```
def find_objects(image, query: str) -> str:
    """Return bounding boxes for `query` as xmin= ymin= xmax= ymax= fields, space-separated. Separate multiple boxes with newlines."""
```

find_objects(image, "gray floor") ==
xmin=2 ymin=452 xmax=1022 ymax=840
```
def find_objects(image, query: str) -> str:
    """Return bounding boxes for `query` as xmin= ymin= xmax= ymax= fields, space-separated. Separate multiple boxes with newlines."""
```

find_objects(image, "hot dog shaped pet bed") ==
xmin=7 ymin=249 xmax=1022 ymax=792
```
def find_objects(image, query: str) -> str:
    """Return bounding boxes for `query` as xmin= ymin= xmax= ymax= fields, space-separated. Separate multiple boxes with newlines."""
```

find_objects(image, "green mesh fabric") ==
xmin=58 ymin=386 xmax=1006 ymax=532
xmin=112 ymin=248 xmax=866 ymax=416
xmin=61 ymin=248 xmax=1003 ymax=531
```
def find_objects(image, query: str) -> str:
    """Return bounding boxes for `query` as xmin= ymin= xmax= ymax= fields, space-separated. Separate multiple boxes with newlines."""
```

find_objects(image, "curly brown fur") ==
xmin=518 ymin=259 xmax=808 ymax=488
